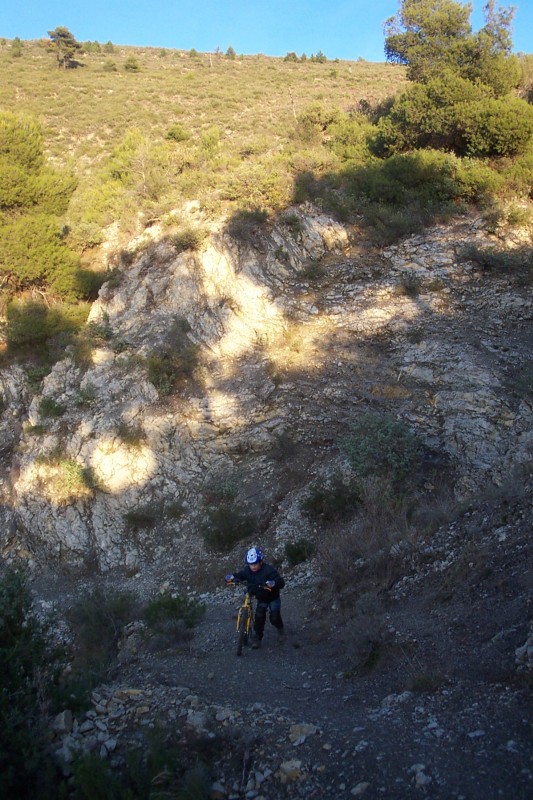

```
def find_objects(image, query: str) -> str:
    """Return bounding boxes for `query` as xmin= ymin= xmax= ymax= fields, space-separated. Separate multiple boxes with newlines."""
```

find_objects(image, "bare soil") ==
xmin=100 ymin=490 xmax=532 ymax=800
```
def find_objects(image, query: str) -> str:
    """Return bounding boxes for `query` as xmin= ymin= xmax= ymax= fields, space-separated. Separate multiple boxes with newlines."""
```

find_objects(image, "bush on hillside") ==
xmin=67 ymin=586 xmax=139 ymax=687
xmin=0 ymin=111 xmax=44 ymax=172
xmin=499 ymin=145 xmax=533 ymax=198
xmin=456 ymin=97 xmax=533 ymax=158
xmin=124 ymin=55 xmax=140 ymax=72
xmin=371 ymin=72 xmax=533 ymax=158
xmin=107 ymin=128 xmax=173 ymax=200
xmin=200 ymin=506 xmax=257 ymax=552
xmin=0 ymin=214 xmax=79 ymax=295
xmin=458 ymin=242 xmax=533 ymax=275
xmin=5 ymin=298 xmax=90 ymax=354
xmin=384 ymin=0 xmax=520 ymax=96
xmin=342 ymin=412 xmax=424 ymax=491
xmin=301 ymin=471 xmax=361 ymax=523
xmin=285 ymin=538 xmax=316 ymax=567
xmin=145 ymin=316 xmax=199 ymax=394
xmin=0 ymin=569 xmax=61 ymax=799
xmin=291 ymin=103 xmax=340 ymax=146
xmin=144 ymin=590 xmax=205 ymax=630
xmin=166 ymin=122 xmax=191 ymax=142
xmin=326 ymin=112 xmax=374 ymax=162
xmin=0 ymin=112 xmax=84 ymax=300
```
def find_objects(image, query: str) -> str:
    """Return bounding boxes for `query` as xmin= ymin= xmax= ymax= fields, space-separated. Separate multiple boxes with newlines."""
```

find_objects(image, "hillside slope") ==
xmin=0 ymin=203 xmax=531 ymax=798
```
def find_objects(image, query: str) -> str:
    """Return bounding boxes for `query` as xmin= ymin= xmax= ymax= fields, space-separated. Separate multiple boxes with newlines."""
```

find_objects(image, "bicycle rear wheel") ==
xmin=237 ymin=609 xmax=250 ymax=656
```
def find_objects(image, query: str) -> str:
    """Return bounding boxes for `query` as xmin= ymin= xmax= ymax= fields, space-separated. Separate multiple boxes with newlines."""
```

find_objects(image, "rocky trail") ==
xmin=3 ymin=205 xmax=532 ymax=798
xmin=46 ymin=493 xmax=532 ymax=800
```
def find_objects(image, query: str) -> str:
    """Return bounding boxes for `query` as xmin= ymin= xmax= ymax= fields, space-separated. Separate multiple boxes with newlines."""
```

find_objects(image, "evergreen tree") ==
xmin=47 ymin=25 xmax=80 ymax=69
xmin=0 ymin=112 xmax=81 ymax=297
xmin=383 ymin=0 xmax=519 ymax=94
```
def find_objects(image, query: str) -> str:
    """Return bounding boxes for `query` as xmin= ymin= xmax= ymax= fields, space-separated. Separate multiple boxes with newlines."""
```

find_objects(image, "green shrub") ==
xmin=38 ymin=396 xmax=65 ymax=417
xmin=166 ymin=122 xmax=191 ymax=142
xmin=0 ymin=569 xmax=62 ymax=799
xmin=296 ymin=149 xmax=466 ymax=237
xmin=0 ymin=111 xmax=44 ymax=173
xmin=75 ymin=384 xmax=97 ymax=407
xmin=0 ymin=213 xmax=81 ymax=298
xmin=74 ymin=267 xmax=107 ymax=300
xmin=171 ymin=224 xmax=207 ymax=252
xmin=200 ymin=126 xmax=220 ymax=159
xmin=326 ymin=113 xmax=374 ymax=162
xmin=285 ymin=538 xmax=316 ymax=567
xmin=60 ymin=459 xmax=96 ymax=496
xmin=67 ymin=586 xmax=138 ymax=689
xmin=226 ymin=207 xmax=269 ymax=242
xmin=144 ymin=317 xmax=199 ymax=394
xmin=301 ymin=471 xmax=361 ymax=523
xmin=124 ymin=55 xmax=140 ymax=72
xmin=0 ymin=112 xmax=82 ymax=300
xmin=342 ymin=412 xmax=424 ymax=490
xmin=457 ymin=96 xmax=533 ymax=158
xmin=291 ymin=103 xmax=340 ymax=145
xmin=144 ymin=590 xmax=205 ymax=629
xmin=455 ymin=157 xmax=504 ymax=202
xmin=499 ymin=144 xmax=533 ymax=197
xmin=70 ymin=733 xmax=210 ymax=800
xmin=279 ymin=211 xmax=303 ymax=234
xmin=202 ymin=474 xmax=239 ymax=504
xmin=5 ymin=300 xmax=52 ymax=349
xmin=200 ymin=506 xmax=257 ymax=552
xmin=362 ymin=201 xmax=432 ymax=245
xmin=147 ymin=354 xmax=194 ymax=396
xmin=371 ymin=72 xmax=533 ymax=159
xmin=458 ymin=243 xmax=532 ymax=275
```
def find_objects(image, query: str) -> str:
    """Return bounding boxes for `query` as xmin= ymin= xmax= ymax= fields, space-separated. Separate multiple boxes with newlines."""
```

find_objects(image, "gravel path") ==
xmin=114 ymin=581 xmax=532 ymax=800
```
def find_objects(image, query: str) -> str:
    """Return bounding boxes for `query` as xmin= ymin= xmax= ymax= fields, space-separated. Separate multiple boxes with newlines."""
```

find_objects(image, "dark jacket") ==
xmin=234 ymin=562 xmax=285 ymax=603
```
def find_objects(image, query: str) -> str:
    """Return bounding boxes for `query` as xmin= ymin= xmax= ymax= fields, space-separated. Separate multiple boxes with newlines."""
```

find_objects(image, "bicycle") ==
xmin=226 ymin=580 xmax=272 ymax=656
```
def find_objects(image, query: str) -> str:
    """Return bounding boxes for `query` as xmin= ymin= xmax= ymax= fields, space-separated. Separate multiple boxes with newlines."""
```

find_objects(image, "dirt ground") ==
xmin=27 ymin=474 xmax=532 ymax=800
xmin=113 ymin=595 xmax=529 ymax=799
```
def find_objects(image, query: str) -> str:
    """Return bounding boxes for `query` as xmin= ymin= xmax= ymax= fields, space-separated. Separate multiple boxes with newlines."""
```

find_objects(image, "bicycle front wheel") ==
xmin=237 ymin=608 xmax=250 ymax=656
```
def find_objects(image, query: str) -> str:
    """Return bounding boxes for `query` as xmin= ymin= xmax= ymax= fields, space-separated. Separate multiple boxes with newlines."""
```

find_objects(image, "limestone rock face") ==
xmin=0 ymin=206 xmax=531 ymax=568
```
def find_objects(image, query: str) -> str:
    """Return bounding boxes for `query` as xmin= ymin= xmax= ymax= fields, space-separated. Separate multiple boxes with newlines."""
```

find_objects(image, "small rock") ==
xmin=210 ymin=781 xmax=225 ymax=800
xmin=289 ymin=722 xmax=318 ymax=744
xmin=351 ymin=782 xmax=370 ymax=797
xmin=279 ymin=759 xmax=303 ymax=783
xmin=51 ymin=710 xmax=73 ymax=734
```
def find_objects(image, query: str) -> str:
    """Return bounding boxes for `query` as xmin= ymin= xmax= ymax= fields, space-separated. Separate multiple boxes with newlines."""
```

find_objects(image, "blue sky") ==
xmin=0 ymin=1 xmax=531 ymax=62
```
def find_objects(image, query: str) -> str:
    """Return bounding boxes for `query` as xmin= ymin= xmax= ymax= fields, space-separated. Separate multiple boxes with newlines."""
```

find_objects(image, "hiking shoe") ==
xmin=251 ymin=635 xmax=262 ymax=649
xmin=277 ymin=629 xmax=287 ymax=643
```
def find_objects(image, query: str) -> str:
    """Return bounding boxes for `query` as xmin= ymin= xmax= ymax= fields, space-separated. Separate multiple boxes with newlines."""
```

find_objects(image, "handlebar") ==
xmin=225 ymin=579 xmax=273 ymax=592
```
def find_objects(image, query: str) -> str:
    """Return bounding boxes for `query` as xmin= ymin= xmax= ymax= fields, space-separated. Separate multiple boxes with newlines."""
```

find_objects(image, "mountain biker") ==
xmin=225 ymin=546 xmax=286 ymax=648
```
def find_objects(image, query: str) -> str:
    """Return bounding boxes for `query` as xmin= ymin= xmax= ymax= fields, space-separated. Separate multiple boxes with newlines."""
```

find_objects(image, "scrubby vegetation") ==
xmin=0 ymin=3 xmax=531 ymax=364
xmin=0 ymin=569 xmax=61 ymax=799
xmin=0 ymin=568 xmax=210 ymax=799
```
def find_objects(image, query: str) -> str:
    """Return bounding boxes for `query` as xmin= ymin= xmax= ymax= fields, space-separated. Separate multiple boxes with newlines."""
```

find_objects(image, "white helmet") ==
xmin=245 ymin=547 xmax=264 ymax=564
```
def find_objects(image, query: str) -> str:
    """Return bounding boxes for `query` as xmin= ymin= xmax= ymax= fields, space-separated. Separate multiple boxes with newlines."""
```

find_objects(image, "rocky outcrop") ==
xmin=1 ymin=205 xmax=531 ymax=569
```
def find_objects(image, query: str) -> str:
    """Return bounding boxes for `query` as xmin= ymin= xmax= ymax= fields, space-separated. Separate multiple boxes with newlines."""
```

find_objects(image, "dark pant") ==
xmin=254 ymin=598 xmax=283 ymax=639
